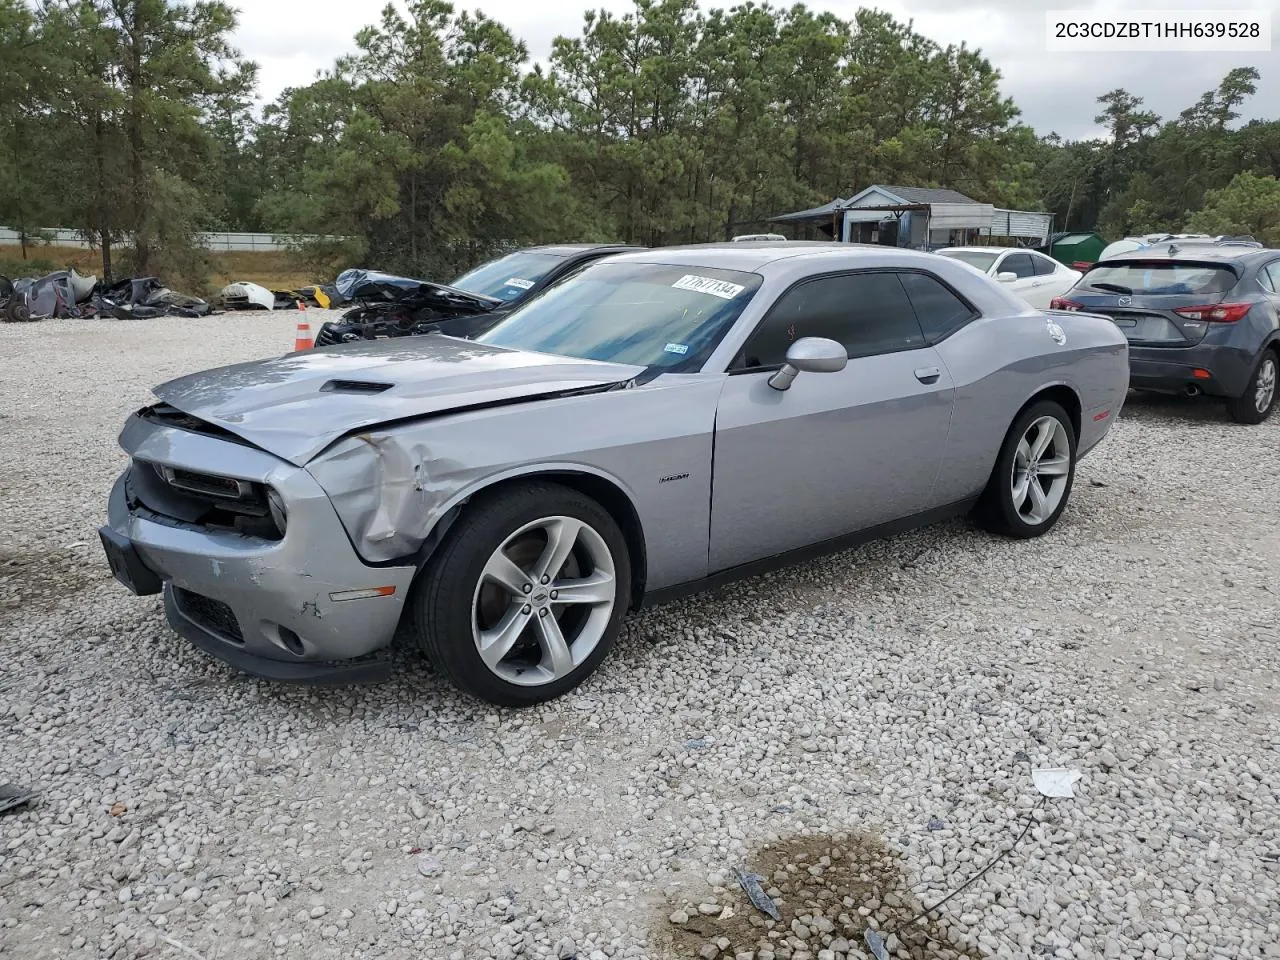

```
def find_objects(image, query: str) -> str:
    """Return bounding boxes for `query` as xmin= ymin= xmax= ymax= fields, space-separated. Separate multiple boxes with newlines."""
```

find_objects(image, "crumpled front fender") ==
xmin=306 ymin=433 xmax=460 ymax=563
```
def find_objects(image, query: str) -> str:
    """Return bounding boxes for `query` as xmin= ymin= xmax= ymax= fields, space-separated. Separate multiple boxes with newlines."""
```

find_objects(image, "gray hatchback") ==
xmin=1052 ymin=243 xmax=1280 ymax=423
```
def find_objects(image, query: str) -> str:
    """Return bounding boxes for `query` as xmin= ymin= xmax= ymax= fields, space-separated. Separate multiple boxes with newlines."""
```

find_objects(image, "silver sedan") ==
xmin=99 ymin=243 xmax=1130 ymax=705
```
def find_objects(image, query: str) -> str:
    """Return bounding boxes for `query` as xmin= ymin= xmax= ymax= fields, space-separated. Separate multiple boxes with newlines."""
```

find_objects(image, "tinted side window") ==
xmin=1263 ymin=262 xmax=1280 ymax=293
xmin=1003 ymin=254 xmax=1035 ymax=279
xmin=741 ymin=273 xmax=924 ymax=367
xmin=898 ymin=272 xmax=978 ymax=343
xmin=1031 ymin=254 xmax=1058 ymax=277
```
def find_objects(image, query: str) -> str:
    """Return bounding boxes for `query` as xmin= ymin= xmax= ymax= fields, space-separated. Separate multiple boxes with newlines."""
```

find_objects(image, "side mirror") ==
xmin=997 ymin=271 xmax=1017 ymax=283
xmin=768 ymin=337 xmax=847 ymax=391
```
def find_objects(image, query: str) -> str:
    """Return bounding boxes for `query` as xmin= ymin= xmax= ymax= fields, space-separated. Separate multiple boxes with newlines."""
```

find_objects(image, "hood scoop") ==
xmin=321 ymin=379 xmax=394 ymax=394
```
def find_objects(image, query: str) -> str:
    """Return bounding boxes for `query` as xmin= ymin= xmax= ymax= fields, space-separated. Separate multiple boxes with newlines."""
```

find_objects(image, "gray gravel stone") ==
xmin=1 ymin=316 xmax=1278 ymax=959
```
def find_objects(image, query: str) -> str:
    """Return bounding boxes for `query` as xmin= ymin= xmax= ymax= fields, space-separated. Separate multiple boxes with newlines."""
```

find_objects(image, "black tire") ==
xmin=976 ymin=400 xmax=1077 ymax=539
xmin=1226 ymin=348 xmax=1278 ymax=425
xmin=3 ymin=298 xmax=31 ymax=323
xmin=411 ymin=481 xmax=632 ymax=706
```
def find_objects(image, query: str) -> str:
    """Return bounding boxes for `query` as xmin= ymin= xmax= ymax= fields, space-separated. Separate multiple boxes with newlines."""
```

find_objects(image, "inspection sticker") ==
xmin=504 ymin=277 xmax=535 ymax=290
xmin=671 ymin=274 xmax=745 ymax=300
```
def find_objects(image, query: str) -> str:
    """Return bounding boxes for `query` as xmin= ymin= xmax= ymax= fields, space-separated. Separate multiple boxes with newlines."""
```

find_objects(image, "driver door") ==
xmin=708 ymin=270 xmax=957 ymax=573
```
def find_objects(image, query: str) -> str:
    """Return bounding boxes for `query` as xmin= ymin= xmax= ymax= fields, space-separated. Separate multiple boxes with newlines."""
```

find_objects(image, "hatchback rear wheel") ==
xmin=1227 ymin=348 xmax=1278 ymax=425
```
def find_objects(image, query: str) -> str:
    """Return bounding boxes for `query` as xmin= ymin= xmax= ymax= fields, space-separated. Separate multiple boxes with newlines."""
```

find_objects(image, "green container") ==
xmin=1045 ymin=231 xmax=1106 ymax=270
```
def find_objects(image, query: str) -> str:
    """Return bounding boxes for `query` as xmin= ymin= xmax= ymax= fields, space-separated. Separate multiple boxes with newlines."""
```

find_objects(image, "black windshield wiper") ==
xmin=1087 ymin=282 xmax=1133 ymax=295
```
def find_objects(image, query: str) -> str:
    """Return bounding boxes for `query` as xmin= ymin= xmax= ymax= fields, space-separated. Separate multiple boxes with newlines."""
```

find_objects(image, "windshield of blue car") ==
xmin=476 ymin=261 xmax=763 ymax=370
xmin=451 ymin=252 xmax=567 ymax=302
xmin=1080 ymin=262 xmax=1237 ymax=296
xmin=939 ymin=250 xmax=998 ymax=272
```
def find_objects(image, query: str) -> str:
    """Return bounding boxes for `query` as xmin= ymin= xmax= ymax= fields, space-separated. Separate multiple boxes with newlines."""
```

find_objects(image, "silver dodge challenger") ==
xmin=99 ymin=243 xmax=1129 ymax=705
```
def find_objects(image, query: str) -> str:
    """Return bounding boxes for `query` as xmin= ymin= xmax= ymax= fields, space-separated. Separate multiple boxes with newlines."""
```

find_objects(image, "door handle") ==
xmin=914 ymin=366 xmax=941 ymax=384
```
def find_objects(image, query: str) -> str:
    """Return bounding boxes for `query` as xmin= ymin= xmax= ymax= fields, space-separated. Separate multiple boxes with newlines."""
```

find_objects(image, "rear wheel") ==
xmin=411 ymin=482 xmax=631 ymax=706
xmin=976 ymin=400 xmax=1077 ymax=539
xmin=1226 ymin=349 xmax=1277 ymax=425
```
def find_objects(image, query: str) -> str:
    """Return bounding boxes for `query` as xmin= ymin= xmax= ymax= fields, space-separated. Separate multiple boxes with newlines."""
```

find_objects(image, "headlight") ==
xmin=267 ymin=488 xmax=288 ymax=535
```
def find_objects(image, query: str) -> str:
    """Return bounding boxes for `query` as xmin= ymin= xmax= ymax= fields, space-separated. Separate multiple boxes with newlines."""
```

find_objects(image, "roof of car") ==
xmin=1103 ymin=243 xmax=1276 ymax=264
xmin=937 ymin=246 xmax=1041 ymax=256
xmin=522 ymin=243 xmax=645 ymax=257
xmin=608 ymin=241 xmax=957 ymax=271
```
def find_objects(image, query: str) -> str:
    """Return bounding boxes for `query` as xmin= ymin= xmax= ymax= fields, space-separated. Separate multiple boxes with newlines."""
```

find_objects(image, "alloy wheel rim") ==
xmin=471 ymin=515 xmax=616 ymax=687
xmin=1255 ymin=357 xmax=1276 ymax=414
xmin=1010 ymin=415 xmax=1071 ymax=526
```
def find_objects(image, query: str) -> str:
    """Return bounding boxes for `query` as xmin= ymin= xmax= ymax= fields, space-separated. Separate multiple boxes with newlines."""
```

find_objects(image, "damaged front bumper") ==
xmin=100 ymin=417 xmax=416 ymax=684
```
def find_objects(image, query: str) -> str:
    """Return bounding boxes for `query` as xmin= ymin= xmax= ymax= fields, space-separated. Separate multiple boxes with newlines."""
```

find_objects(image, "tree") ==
xmin=35 ymin=0 xmax=248 ymax=285
xmin=205 ymin=60 xmax=262 ymax=229
xmin=261 ymin=0 xmax=586 ymax=277
xmin=1187 ymin=172 xmax=1280 ymax=245
xmin=38 ymin=0 xmax=129 ymax=280
xmin=0 ymin=0 xmax=57 ymax=260
xmin=1179 ymin=66 xmax=1259 ymax=130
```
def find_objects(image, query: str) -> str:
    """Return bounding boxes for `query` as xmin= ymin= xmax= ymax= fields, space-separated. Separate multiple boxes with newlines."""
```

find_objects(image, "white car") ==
xmin=935 ymin=247 xmax=1082 ymax=310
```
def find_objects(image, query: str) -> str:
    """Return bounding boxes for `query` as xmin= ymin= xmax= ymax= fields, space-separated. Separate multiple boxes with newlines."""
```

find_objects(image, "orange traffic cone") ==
xmin=294 ymin=319 xmax=314 ymax=351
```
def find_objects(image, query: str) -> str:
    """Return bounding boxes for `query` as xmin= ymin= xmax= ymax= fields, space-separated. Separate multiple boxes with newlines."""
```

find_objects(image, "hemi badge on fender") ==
xmin=1093 ymin=410 xmax=1111 ymax=422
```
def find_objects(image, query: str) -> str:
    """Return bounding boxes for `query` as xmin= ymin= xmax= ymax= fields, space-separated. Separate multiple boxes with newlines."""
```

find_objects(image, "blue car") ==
xmin=1053 ymin=242 xmax=1280 ymax=423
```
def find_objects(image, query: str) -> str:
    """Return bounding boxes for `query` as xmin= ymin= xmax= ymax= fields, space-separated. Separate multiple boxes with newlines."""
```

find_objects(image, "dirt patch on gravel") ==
xmin=661 ymin=833 xmax=982 ymax=959
xmin=0 ymin=545 xmax=107 ymax=619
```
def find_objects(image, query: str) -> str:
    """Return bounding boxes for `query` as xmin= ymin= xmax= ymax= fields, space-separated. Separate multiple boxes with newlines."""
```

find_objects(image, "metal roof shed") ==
xmin=768 ymin=185 xmax=996 ymax=247
xmin=984 ymin=209 xmax=1055 ymax=244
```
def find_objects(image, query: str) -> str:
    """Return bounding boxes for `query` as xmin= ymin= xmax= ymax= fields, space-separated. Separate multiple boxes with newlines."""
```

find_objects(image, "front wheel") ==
xmin=976 ymin=400 xmax=1077 ymax=539
xmin=411 ymin=482 xmax=631 ymax=706
xmin=1226 ymin=349 xmax=1277 ymax=425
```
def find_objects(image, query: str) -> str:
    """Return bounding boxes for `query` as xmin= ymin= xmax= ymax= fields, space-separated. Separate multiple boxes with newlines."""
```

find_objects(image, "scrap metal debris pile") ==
xmin=218 ymin=280 xmax=343 ymax=312
xmin=0 ymin=269 xmax=350 ymax=323
xmin=313 ymin=268 xmax=503 ymax=346
xmin=0 ymin=268 xmax=214 ymax=321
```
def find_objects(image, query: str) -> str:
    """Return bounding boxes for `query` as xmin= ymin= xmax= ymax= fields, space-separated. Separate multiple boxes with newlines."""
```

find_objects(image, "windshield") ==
xmin=476 ymin=261 xmax=762 ymax=370
xmin=938 ymin=250 xmax=998 ymax=272
xmin=1080 ymin=262 xmax=1237 ymax=296
xmin=451 ymin=251 xmax=567 ymax=302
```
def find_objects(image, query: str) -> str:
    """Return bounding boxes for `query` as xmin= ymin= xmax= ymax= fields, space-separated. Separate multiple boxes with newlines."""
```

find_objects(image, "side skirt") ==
xmin=639 ymin=497 xmax=978 ymax=610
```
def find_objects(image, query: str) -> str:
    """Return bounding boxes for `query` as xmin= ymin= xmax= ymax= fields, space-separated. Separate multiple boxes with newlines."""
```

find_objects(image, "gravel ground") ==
xmin=2 ymin=312 xmax=1278 ymax=960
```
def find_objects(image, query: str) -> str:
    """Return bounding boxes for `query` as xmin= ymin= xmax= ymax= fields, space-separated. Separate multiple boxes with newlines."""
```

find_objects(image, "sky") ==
xmin=231 ymin=0 xmax=1279 ymax=142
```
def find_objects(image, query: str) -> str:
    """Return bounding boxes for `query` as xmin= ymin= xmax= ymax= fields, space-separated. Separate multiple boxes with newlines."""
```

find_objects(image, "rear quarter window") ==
xmin=1031 ymin=254 xmax=1058 ymax=277
xmin=1081 ymin=262 xmax=1237 ymax=296
xmin=898 ymin=272 xmax=978 ymax=343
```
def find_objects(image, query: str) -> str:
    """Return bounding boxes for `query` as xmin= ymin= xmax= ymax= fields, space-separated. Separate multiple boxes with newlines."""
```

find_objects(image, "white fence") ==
xmin=0 ymin=227 xmax=347 ymax=252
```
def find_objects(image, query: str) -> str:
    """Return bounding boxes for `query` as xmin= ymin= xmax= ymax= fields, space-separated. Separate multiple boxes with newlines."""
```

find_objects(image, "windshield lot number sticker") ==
xmin=672 ymin=274 xmax=745 ymax=300
xmin=664 ymin=342 xmax=689 ymax=355
xmin=504 ymin=277 xmax=534 ymax=290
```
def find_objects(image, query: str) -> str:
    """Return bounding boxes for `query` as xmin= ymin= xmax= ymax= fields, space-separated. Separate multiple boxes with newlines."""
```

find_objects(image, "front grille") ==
xmin=127 ymin=461 xmax=283 ymax=540
xmin=174 ymin=588 xmax=244 ymax=643
xmin=314 ymin=322 xmax=346 ymax=347
xmin=164 ymin=467 xmax=251 ymax=500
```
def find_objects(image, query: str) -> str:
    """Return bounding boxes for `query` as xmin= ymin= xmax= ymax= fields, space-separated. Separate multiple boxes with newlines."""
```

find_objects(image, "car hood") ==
xmin=334 ymin=268 xmax=502 ymax=312
xmin=152 ymin=336 xmax=644 ymax=466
